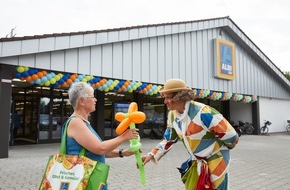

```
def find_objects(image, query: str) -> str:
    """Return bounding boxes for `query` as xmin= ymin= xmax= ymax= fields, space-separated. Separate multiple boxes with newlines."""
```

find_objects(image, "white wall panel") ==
xmin=196 ymin=31 xmax=203 ymax=89
xmin=165 ymin=35 xmax=173 ymax=80
xmin=119 ymin=30 xmax=129 ymax=42
xmin=96 ymin=33 xmax=108 ymax=44
xmin=172 ymin=34 xmax=179 ymax=79
xmin=78 ymin=47 xmax=90 ymax=74
xmin=22 ymin=39 xmax=39 ymax=54
xmin=1 ymin=41 xmax=21 ymax=57
xmin=123 ymin=41 xmax=132 ymax=80
xmin=148 ymin=27 xmax=157 ymax=37
xmin=156 ymin=26 xmax=165 ymax=36
xmin=70 ymin=35 xmax=83 ymax=48
xmin=141 ymin=39 xmax=150 ymax=82
xmin=112 ymin=43 xmax=123 ymax=79
xmin=132 ymin=40 xmax=141 ymax=81
xmin=36 ymin=53 xmax=51 ymax=70
xmin=0 ymin=57 xmax=18 ymax=66
xmin=84 ymin=34 xmax=97 ymax=46
xmin=139 ymin=28 xmax=148 ymax=39
xmin=164 ymin=25 xmax=172 ymax=35
xmin=102 ymin=44 xmax=113 ymax=77
xmin=90 ymin=46 xmax=102 ymax=76
xmin=55 ymin=36 xmax=70 ymax=50
xmin=129 ymin=29 xmax=139 ymax=40
xmin=178 ymin=24 xmax=186 ymax=33
xmin=157 ymin=36 xmax=165 ymax=83
xmin=191 ymin=32 xmax=198 ymax=87
xmin=185 ymin=33 xmax=192 ymax=87
xmin=149 ymin=37 xmax=158 ymax=82
xmin=51 ymin=51 xmax=65 ymax=71
xmin=178 ymin=34 xmax=186 ymax=82
xmin=259 ymin=97 xmax=290 ymax=132
xmin=19 ymin=55 xmax=35 ymax=67
xmin=108 ymin=31 xmax=119 ymax=43
xmin=202 ymin=30 xmax=209 ymax=89
xmin=39 ymin=38 xmax=55 ymax=52
xmin=65 ymin=49 xmax=78 ymax=73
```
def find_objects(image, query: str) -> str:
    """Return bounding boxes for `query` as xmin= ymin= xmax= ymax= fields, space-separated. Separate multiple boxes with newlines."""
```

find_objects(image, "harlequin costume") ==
xmin=150 ymin=101 xmax=239 ymax=190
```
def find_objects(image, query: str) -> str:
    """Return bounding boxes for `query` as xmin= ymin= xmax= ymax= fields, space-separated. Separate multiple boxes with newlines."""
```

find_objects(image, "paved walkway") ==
xmin=1 ymin=133 xmax=290 ymax=190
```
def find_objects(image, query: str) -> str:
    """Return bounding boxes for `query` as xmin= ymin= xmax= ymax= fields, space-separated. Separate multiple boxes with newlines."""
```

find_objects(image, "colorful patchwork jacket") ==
xmin=150 ymin=101 xmax=239 ymax=189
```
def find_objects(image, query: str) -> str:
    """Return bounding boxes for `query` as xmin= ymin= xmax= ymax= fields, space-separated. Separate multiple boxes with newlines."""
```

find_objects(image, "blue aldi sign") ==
xmin=214 ymin=39 xmax=236 ymax=80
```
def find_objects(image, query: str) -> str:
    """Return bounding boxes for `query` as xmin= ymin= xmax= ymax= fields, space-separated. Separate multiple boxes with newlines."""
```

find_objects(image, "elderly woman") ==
xmin=142 ymin=79 xmax=239 ymax=190
xmin=64 ymin=82 xmax=139 ymax=189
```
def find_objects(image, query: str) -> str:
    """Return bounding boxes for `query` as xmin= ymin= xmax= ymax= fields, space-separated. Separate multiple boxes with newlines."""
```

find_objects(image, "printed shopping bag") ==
xmin=39 ymin=117 xmax=109 ymax=190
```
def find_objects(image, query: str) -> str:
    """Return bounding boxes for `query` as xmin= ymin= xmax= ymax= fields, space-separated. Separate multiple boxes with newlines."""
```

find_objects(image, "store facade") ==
xmin=1 ymin=16 xmax=290 ymax=158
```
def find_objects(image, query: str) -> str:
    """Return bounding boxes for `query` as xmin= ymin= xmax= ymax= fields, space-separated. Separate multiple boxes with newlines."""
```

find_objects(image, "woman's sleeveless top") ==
xmin=63 ymin=116 xmax=106 ymax=163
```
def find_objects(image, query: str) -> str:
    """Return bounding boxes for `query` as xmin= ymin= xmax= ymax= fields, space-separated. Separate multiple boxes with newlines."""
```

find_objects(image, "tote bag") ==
xmin=39 ymin=118 xmax=110 ymax=190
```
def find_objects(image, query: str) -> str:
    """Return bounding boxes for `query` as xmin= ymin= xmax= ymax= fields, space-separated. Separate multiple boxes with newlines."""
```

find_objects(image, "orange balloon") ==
xmin=67 ymin=79 xmax=72 ymax=84
xmin=121 ymin=86 xmax=126 ymax=91
xmin=116 ymin=118 xmax=131 ymax=135
xmin=95 ymin=82 xmax=100 ymax=88
xmin=42 ymin=71 xmax=47 ymax=76
xmin=99 ymin=80 xmax=105 ymax=85
xmin=115 ymin=112 xmax=126 ymax=122
xmin=26 ymin=76 xmax=32 ymax=83
xmin=62 ymin=82 xmax=67 ymax=87
xmin=31 ymin=74 xmax=38 ymax=80
xmin=37 ymin=72 xmax=44 ymax=78
xmin=146 ymin=85 xmax=151 ymax=90
xmin=130 ymin=112 xmax=146 ymax=123
xmin=70 ymin=74 xmax=76 ymax=80
xmin=128 ymin=102 xmax=138 ymax=113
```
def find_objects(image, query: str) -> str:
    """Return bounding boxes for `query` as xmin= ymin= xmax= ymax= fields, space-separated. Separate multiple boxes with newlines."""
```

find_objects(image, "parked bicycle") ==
xmin=260 ymin=120 xmax=272 ymax=135
xmin=238 ymin=121 xmax=254 ymax=135
xmin=230 ymin=120 xmax=242 ymax=137
xmin=286 ymin=120 xmax=290 ymax=132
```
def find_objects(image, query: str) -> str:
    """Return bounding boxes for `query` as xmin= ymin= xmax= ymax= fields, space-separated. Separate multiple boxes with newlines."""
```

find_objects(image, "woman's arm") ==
xmin=67 ymin=117 xmax=138 ymax=155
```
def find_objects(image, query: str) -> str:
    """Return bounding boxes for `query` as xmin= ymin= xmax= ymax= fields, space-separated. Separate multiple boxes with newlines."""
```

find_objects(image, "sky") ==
xmin=1 ymin=0 xmax=290 ymax=72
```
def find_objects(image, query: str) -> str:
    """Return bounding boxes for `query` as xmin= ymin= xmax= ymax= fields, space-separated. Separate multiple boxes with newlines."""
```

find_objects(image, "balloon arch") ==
xmin=15 ymin=66 xmax=257 ymax=103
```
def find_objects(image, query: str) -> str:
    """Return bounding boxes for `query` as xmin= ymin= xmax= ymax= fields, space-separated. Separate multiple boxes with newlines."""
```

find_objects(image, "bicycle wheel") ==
xmin=245 ymin=125 xmax=254 ymax=134
xmin=260 ymin=126 xmax=269 ymax=135
xmin=286 ymin=124 xmax=290 ymax=132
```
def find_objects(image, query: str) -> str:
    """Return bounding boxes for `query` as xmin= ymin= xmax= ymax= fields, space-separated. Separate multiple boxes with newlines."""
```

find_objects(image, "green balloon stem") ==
xmin=130 ymin=123 xmax=146 ymax=185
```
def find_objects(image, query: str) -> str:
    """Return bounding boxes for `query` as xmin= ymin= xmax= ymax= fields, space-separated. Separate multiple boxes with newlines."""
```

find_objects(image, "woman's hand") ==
xmin=120 ymin=128 xmax=139 ymax=141
xmin=121 ymin=148 xmax=136 ymax=157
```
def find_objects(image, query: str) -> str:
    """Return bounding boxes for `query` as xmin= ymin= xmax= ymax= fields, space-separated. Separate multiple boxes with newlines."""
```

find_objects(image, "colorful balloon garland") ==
xmin=193 ymin=88 xmax=257 ymax=103
xmin=15 ymin=66 xmax=162 ymax=95
xmin=15 ymin=66 xmax=258 ymax=102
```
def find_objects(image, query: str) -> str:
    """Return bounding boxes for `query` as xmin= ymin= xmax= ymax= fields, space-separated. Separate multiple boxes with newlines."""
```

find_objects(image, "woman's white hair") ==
xmin=68 ymin=82 xmax=94 ymax=109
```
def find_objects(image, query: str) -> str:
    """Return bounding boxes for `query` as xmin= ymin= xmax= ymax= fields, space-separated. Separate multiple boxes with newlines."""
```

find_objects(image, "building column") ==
xmin=252 ymin=101 xmax=259 ymax=135
xmin=91 ymin=90 xmax=105 ymax=139
xmin=0 ymin=65 xmax=14 ymax=158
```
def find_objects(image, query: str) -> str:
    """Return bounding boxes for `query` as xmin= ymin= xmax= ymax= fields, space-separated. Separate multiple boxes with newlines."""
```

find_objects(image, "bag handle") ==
xmin=60 ymin=116 xmax=86 ymax=156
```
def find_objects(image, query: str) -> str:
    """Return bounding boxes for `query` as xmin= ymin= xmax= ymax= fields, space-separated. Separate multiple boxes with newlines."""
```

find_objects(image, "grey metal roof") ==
xmin=0 ymin=16 xmax=289 ymax=98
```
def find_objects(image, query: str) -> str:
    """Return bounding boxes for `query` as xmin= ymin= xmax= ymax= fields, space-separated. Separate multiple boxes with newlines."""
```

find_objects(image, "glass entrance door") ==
xmin=11 ymin=95 xmax=38 ymax=145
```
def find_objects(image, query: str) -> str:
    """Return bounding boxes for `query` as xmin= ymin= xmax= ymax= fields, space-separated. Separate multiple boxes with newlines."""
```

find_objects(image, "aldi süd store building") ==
xmin=1 ymin=16 xmax=290 ymax=158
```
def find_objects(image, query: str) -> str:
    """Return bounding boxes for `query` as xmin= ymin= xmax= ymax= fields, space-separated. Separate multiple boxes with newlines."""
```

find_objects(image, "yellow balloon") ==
xmin=17 ymin=66 xmax=25 ymax=73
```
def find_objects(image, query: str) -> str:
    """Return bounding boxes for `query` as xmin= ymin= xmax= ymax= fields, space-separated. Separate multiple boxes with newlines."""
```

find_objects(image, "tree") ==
xmin=284 ymin=71 xmax=290 ymax=81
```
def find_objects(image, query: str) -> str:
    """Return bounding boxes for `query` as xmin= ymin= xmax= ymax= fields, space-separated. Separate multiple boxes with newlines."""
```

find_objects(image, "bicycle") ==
xmin=260 ymin=120 xmax=271 ymax=135
xmin=238 ymin=121 xmax=254 ymax=135
xmin=286 ymin=120 xmax=290 ymax=132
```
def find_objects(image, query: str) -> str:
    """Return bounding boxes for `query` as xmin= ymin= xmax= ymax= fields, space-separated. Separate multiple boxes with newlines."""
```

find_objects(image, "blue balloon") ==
xmin=15 ymin=73 xmax=21 ymax=78
xmin=22 ymin=72 xmax=29 ymax=77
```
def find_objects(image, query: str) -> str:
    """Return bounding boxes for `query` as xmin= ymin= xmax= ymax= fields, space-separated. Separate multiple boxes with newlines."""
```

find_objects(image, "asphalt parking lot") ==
xmin=1 ymin=133 xmax=290 ymax=190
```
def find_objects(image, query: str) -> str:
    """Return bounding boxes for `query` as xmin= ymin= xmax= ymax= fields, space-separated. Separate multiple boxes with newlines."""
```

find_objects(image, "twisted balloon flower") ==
xmin=115 ymin=102 xmax=146 ymax=185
